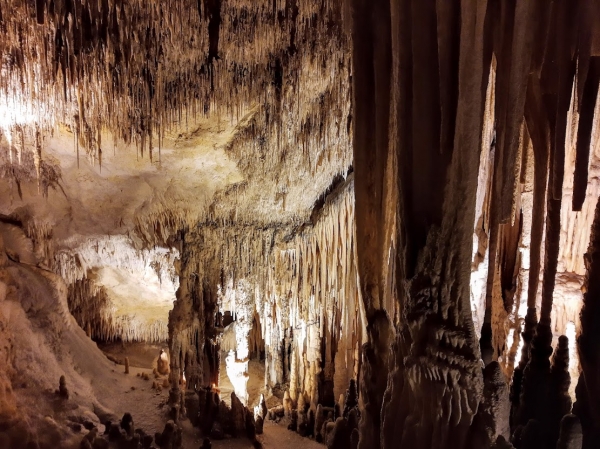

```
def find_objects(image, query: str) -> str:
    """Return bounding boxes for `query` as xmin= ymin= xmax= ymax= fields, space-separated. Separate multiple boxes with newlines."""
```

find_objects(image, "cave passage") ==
xmin=1 ymin=1 xmax=600 ymax=449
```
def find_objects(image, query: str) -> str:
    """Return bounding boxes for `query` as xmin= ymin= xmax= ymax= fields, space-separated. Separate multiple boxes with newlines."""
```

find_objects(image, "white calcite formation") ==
xmin=169 ymin=176 xmax=361 ymax=408
xmin=0 ymin=0 xmax=352 ymax=348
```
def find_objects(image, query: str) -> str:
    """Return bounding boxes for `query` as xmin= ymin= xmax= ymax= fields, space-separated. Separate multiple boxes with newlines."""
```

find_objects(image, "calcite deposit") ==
xmin=0 ymin=1 xmax=600 ymax=449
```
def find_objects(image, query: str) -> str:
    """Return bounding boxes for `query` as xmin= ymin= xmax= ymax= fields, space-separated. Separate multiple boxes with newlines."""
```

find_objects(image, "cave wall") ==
xmin=0 ymin=0 xmax=353 ymax=348
xmin=169 ymin=177 xmax=363 ymax=406
xmin=351 ymin=0 xmax=600 ymax=448
xmin=0 ymin=227 xmax=144 ymax=449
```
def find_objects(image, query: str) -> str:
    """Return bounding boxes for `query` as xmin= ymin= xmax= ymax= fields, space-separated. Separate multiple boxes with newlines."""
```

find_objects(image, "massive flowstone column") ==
xmin=352 ymin=0 xmax=600 ymax=447
xmin=168 ymin=229 xmax=221 ymax=402
xmin=351 ymin=1 xmax=394 ymax=447
xmin=352 ymin=1 xmax=489 ymax=448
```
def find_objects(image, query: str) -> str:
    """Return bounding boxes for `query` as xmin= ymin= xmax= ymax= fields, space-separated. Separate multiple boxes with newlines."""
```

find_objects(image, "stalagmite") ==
xmin=283 ymin=390 xmax=292 ymax=419
xmin=548 ymin=336 xmax=573 ymax=444
xmin=557 ymin=414 xmax=583 ymax=449
xmin=327 ymin=417 xmax=351 ymax=449
xmin=157 ymin=349 xmax=170 ymax=376
xmin=471 ymin=362 xmax=510 ymax=447
xmin=57 ymin=376 xmax=69 ymax=400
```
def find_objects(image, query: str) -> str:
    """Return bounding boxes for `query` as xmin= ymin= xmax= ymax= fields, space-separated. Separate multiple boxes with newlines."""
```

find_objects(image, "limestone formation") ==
xmin=473 ymin=362 xmax=511 ymax=446
xmin=343 ymin=379 xmax=358 ymax=417
xmin=254 ymin=416 xmax=264 ymax=435
xmin=142 ymin=434 xmax=153 ymax=448
xmin=157 ymin=349 xmax=170 ymax=376
xmin=283 ymin=391 xmax=293 ymax=419
xmin=108 ymin=423 xmax=123 ymax=442
xmin=1 ymin=1 xmax=600 ymax=449
xmin=154 ymin=420 xmax=182 ymax=449
xmin=57 ymin=375 xmax=69 ymax=400
xmin=327 ymin=417 xmax=351 ymax=449
xmin=258 ymin=394 xmax=268 ymax=421
xmin=556 ymin=415 xmax=583 ymax=449
xmin=120 ymin=413 xmax=134 ymax=437
xmin=230 ymin=392 xmax=247 ymax=437
xmin=288 ymin=410 xmax=298 ymax=433
xmin=245 ymin=409 xmax=257 ymax=442
xmin=267 ymin=405 xmax=284 ymax=421
xmin=315 ymin=404 xmax=325 ymax=441
xmin=350 ymin=428 xmax=359 ymax=449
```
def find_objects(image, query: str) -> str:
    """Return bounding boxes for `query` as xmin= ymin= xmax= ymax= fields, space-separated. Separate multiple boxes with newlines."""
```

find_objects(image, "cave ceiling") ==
xmin=0 ymin=0 xmax=352 ymax=337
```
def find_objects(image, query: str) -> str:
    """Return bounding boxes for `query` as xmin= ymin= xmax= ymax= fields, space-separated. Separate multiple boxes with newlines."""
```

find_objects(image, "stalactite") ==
xmin=0 ymin=0 xmax=351 ymax=203
xmin=491 ymin=0 xmax=536 ymax=224
xmin=501 ymin=132 xmax=535 ymax=378
xmin=512 ymin=74 xmax=552 ymax=388
xmin=573 ymin=58 xmax=600 ymax=212
xmin=67 ymin=277 xmax=170 ymax=343
xmin=169 ymin=175 xmax=361 ymax=412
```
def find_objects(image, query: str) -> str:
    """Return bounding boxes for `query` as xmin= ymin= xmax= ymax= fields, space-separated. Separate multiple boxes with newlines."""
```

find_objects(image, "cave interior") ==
xmin=1 ymin=1 xmax=600 ymax=448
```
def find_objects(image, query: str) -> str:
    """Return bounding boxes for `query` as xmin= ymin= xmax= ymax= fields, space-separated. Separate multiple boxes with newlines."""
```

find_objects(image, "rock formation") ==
xmin=0 ymin=1 xmax=600 ymax=448
xmin=157 ymin=349 xmax=170 ymax=376
xmin=57 ymin=375 xmax=69 ymax=400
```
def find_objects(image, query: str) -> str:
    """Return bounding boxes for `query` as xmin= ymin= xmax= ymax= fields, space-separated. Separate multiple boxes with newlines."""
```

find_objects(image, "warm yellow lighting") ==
xmin=0 ymin=93 xmax=42 ymax=144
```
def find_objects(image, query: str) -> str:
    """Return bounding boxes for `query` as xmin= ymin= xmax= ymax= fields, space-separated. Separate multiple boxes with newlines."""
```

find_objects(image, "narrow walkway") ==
xmin=184 ymin=421 xmax=324 ymax=449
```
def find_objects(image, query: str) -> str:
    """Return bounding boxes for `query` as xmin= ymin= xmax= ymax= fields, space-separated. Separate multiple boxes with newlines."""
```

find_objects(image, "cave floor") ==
xmin=207 ymin=421 xmax=325 ymax=449
xmin=96 ymin=361 xmax=319 ymax=448
xmin=93 ymin=344 xmax=311 ymax=448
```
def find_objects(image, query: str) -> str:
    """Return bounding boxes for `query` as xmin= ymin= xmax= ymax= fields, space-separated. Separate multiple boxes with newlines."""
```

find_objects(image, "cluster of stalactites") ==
xmin=67 ymin=277 xmax=169 ymax=343
xmin=215 ymin=177 xmax=362 ymax=399
xmin=261 ymin=176 xmax=363 ymax=402
xmin=170 ymin=176 xmax=362 ymax=403
xmin=53 ymin=236 xmax=179 ymax=285
xmin=55 ymin=236 xmax=179 ymax=342
xmin=469 ymin=16 xmax=600 ymax=382
xmin=459 ymin=2 xmax=600 ymax=447
xmin=0 ymin=0 xmax=350 ymax=170
xmin=207 ymin=49 xmax=353 ymax=225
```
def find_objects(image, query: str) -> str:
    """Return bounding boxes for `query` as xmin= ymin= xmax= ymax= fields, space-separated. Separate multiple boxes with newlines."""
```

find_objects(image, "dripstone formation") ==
xmin=0 ymin=1 xmax=600 ymax=449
